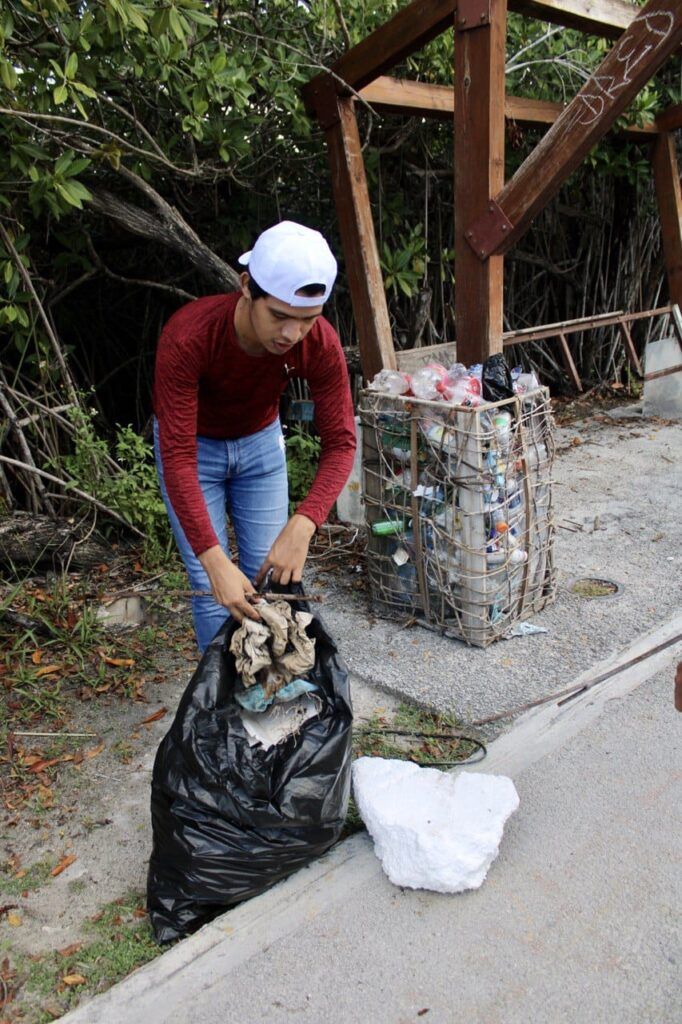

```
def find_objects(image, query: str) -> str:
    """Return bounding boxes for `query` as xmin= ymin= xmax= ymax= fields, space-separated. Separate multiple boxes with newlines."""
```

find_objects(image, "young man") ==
xmin=153 ymin=220 xmax=356 ymax=652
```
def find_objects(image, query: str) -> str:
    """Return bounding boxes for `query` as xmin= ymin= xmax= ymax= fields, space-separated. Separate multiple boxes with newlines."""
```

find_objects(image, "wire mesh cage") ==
xmin=359 ymin=387 xmax=556 ymax=647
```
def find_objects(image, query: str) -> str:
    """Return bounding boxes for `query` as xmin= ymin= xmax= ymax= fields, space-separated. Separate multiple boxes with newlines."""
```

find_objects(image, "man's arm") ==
xmin=256 ymin=325 xmax=356 ymax=586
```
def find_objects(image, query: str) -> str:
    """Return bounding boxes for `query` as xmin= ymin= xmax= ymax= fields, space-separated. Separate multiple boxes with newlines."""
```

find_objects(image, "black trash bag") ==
xmin=482 ymin=353 xmax=514 ymax=404
xmin=146 ymin=595 xmax=353 ymax=944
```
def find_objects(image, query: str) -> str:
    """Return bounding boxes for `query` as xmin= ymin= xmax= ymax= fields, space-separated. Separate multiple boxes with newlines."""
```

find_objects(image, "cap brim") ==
xmin=237 ymin=250 xmax=251 ymax=266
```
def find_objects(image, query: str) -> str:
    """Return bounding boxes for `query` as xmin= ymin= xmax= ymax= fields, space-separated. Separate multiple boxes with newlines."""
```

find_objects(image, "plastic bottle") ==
xmin=444 ymin=375 xmax=482 ymax=407
xmin=372 ymin=519 xmax=405 ymax=536
xmin=368 ymin=369 xmax=412 ymax=396
xmin=410 ymin=363 xmax=449 ymax=401
xmin=446 ymin=362 xmax=467 ymax=381
xmin=492 ymin=410 xmax=512 ymax=453
xmin=513 ymin=371 xmax=540 ymax=395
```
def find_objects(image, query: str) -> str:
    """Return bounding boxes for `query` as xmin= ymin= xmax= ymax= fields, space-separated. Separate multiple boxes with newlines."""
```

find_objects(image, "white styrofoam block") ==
xmin=352 ymin=757 xmax=519 ymax=893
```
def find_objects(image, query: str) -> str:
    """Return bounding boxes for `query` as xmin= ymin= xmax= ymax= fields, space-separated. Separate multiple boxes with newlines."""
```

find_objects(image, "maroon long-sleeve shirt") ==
xmin=153 ymin=292 xmax=356 ymax=556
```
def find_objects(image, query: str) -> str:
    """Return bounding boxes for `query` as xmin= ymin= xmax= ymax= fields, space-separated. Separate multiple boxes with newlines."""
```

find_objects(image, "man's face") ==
xmin=242 ymin=278 xmax=323 ymax=356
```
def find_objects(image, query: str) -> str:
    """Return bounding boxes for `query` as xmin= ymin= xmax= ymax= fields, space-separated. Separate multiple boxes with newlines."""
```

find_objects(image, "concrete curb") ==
xmin=56 ymin=613 xmax=682 ymax=1024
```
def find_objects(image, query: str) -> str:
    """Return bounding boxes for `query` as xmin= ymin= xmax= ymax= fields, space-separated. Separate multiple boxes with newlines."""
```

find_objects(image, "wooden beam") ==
xmin=359 ymin=75 xmax=657 ymax=137
xmin=655 ymin=101 xmax=682 ymax=132
xmin=510 ymin=0 xmax=637 ymax=39
xmin=302 ymin=0 xmax=455 ymax=110
xmin=468 ymin=0 xmax=682 ymax=258
xmin=324 ymin=96 xmax=396 ymax=380
xmin=303 ymin=0 xmax=640 ymax=115
xmin=651 ymin=132 xmax=682 ymax=308
xmin=558 ymin=333 xmax=583 ymax=391
xmin=620 ymin=321 xmax=643 ymax=376
xmin=454 ymin=0 xmax=507 ymax=365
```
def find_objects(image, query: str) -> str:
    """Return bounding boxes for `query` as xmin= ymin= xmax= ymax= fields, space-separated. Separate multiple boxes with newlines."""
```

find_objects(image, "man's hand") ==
xmin=198 ymin=545 xmax=260 ymax=622
xmin=256 ymin=514 xmax=316 ymax=588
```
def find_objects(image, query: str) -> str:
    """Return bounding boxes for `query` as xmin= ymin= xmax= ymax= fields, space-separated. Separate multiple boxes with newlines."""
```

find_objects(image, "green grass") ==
xmin=353 ymin=702 xmax=476 ymax=766
xmin=10 ymin=892 xmax=161 ymax=1023
xmin=0 ymin=858 xmax=55 ymax=898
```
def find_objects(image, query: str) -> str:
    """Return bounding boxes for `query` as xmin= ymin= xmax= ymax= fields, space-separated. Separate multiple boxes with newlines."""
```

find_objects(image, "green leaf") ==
xmin=64 ymin=179 xmax=92 ymax=203
xmin=185 ymin=9 xmax=215 ymax=27
xmin=211 ymin=51 xmax=227 ymax=74
xmin=64 ymin=157 xmax=91 ymax=177
xmin=53 ymin=83 xmax=68 ymax=104
xmin=72 ymin=80 xmax=97 ymax=98
xmin=127 ymin=6 xmax=148 ymax=33
xmin=65 ymin=52 xmax=78 ymax=79
xmin=0 ymin=60 xmax=17 ymax=90
xmin=3 ymin=261 xmax=13 ymax=285
xmin=168 ymin=7 xmax=186 ymax=42
xmin=54 ymin=150 xmax=74 ymax=176
xmin=55 ymin=181 xmax=84 ymax=209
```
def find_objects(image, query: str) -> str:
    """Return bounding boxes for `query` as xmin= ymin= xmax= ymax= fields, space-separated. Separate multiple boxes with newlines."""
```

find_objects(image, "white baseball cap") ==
xmin=238 ymin=220 xmax=337 ymax=308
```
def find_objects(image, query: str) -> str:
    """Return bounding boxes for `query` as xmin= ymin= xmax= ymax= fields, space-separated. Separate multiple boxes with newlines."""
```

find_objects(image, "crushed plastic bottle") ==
xmin=513 ymin=371 xmax=540 ymax=395
xmin=443 ymin=375 xmax=482 ymax=407
xmin=410 ymin=363 xmax=449 ymax=401
xmin=368 ymin=369 xmax=412 ymax=396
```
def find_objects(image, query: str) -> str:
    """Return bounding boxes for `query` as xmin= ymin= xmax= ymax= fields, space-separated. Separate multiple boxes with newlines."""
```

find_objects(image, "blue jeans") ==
xmin=154 ymin=418 xmax=289 ymax=653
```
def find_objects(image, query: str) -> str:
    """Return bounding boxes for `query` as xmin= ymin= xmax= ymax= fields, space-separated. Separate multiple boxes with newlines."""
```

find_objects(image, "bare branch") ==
xmin=0 ymin=220 xmax=80 ymax=404
xmin=0 ymin=455 xmax=146 ymax=537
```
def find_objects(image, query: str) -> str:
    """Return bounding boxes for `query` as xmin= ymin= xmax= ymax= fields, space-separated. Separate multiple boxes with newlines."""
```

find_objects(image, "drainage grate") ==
xmin=570 ymin=577 xmax=622 ymax=599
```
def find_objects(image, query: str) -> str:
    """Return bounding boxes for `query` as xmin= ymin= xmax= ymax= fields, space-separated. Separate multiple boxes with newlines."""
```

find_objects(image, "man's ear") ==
xmin=239 ymin=272 xmax=252 ymax=300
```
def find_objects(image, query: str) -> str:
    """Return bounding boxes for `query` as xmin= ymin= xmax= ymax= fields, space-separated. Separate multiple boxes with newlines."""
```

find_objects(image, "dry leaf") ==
xmin=13 ymin=870 xmax=26 ymax=880
xmin=62 ymin=974 xmax=86 ymax=987
xmin=140 ymin=707 xmax=167 ymax=725
xmin=31 ymin=650 xmax=42 ymax=665
xmin=35 ymin=664 xmax=62 ymax=678
xmin=132 ymin=908 xmax=147 ymax=919
xmin=27 ymin=754 xmax=75 ymax=774
xmin=22 ymin=754 xmax=44 ymax=767
xmin=58 ymin=942 xmax=83 ymax=958
xmin=51 ymin=854 xmax=77 ymax=877
xmin=99 ymin=651 xmax=135 ymax=668
xmin=6 ymin=913 xmax=21 ymax=927
xmin=84 ymin=741 xmax=105 ymax=760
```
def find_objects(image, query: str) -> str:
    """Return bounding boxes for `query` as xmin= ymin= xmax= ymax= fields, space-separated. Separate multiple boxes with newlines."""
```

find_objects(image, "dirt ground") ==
xmin=0 ymin=391 xmax=678 ymax=1022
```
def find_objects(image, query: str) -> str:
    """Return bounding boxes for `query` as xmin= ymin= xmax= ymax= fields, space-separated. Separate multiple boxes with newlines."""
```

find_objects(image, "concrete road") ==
xmin=60 ymin=627 xmax=681 ymax=1024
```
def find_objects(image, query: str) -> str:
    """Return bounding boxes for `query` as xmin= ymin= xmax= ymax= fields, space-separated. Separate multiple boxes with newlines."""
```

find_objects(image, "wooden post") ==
xmin=557 ymin=333 xmax=583 ymax=391
xmin=620 ymin=321 xmax=643 ymax=376
xmin=322 ymin=93 xmax=396 ymax=381
xmin=453 ymin=0 xmax=507 ymax=365
xmin=651 ymin=132 xmax=682 ymax=309
xmin=468 ymin=0 xmax=682 ymax=258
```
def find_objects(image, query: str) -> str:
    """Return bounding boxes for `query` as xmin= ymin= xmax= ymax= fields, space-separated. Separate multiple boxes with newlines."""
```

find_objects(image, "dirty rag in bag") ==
xmin=230 ymin=599 xmax=316 ymax=699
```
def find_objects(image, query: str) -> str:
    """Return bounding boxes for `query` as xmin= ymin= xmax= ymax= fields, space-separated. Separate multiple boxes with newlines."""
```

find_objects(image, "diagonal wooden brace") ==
xmin=466 ymin=0 xmax=682 ymax=260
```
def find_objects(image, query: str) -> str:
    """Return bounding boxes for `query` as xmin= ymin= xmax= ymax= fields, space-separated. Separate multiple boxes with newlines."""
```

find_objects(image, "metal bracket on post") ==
xmin=464 ymin=199 xmax=514 ymax=261
xmin=456 ymin=0 xmax=491 ymax=31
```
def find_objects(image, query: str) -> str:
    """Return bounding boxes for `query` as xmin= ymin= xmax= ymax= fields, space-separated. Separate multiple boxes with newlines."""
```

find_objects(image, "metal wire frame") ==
xmin=359 ymin=387 xmax=556 ymax=647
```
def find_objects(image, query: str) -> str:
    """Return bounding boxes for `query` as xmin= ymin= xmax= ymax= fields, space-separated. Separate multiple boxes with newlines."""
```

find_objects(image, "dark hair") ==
xmin=247 ymin=275 xmax=325 ymax=302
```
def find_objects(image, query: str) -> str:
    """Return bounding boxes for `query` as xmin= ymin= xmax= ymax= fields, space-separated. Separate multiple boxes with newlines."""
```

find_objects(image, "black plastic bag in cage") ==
xmin=482 ymin=353 xmax=514 ymax=404
xmin=146 ymin=593 xmax=353 ymax=944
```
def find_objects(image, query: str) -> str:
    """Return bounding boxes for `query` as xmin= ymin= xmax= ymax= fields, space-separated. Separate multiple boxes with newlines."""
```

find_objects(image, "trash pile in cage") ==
xmin=359 ymin=356 xmax=556 ymax=647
